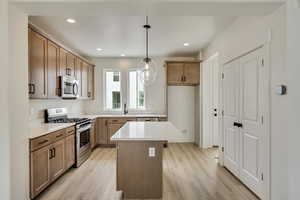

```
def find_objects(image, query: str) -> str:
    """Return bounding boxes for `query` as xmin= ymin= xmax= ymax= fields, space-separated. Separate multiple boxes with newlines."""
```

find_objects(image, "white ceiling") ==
xmin=29 ymin=16 xmax=237 ymax=58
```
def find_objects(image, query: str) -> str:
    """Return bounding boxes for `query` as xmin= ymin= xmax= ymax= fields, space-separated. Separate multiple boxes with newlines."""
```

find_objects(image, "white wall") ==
xmin=0 ymin=0 xmax=11 ymax=199
xmin=286 ymin=0 xmax=300 ymax=200
xmin=203 ymin=5 xmax=287 ymax=200
xmin=168 ymin=86 xmax=195 ymax=142
xmin=8 ymin=4 xmax=30 ymax=199
xmin=84 ymin=57 xmax=197 ymax=115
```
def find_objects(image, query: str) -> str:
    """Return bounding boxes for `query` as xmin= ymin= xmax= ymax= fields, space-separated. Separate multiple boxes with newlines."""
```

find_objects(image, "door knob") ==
xmin=233 ymin=122 xmax=243 ymax=128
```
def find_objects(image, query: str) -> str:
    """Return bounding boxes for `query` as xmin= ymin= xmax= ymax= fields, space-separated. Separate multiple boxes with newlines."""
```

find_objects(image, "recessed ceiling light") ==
xmin=121 ymin=54 xmax=125 ymax=57
xmin=183 ymin=42 xmax=190 ymax=47
xmin=96 ymin=48 xmax=103 ymax=51
xmin=66 ymin=18 xmax=76 ymax=23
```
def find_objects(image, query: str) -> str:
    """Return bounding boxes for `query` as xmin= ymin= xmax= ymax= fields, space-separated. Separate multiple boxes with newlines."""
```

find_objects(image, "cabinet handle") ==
xmin=53 ymin=148 xmax=56 ymax=158
xmin=183 ymin=76 xmax=186 ymax=82
xmin=181 ymin=76 xmax=184 ymax=82
xmin=49 ymin=149 xmax=53 ymax=159
xmin=38 ymin=139 xmax=48 ymax=145
xmin=56 ymin=134 xmax=64 ymax=138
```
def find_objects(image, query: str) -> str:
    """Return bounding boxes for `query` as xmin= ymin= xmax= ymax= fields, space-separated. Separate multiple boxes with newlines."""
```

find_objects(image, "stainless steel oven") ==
xmin=76 ymin=121 xmax=92 ymax=167
xmin=60 ymin=76 xmax=79 ymax=99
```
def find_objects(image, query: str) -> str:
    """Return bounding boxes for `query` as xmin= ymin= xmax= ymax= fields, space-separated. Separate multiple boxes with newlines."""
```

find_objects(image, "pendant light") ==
xmin=138 ymin=16 xmax=158 ymax=86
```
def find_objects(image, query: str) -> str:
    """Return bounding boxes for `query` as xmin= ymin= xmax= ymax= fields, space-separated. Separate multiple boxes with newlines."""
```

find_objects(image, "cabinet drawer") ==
xmin=107 ymin=118 xmax=127 ymax=124
xmin=52 ymin=129 xmax=67 ymax=142
xmin=30 ymin=134 xmax=53 ymax=152
xmin=137 ymin=117 xmax=159 ymax=122
xmin=66 ymin=126 xmax=75 ymax=136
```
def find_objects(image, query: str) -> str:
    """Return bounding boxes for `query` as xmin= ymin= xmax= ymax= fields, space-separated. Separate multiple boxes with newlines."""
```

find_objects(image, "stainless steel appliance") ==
xmin=60 ymin=76 xmax=79 ymax=99
xmin=45 ymin=108 xmax=92 ymax=167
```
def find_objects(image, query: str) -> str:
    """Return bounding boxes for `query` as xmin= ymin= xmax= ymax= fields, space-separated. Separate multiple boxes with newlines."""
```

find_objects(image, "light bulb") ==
xmin=145 ymin=63 xmax=149 ymax=70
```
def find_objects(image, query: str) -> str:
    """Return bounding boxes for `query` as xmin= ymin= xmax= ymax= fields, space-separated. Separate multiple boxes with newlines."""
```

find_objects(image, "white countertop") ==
xmin=111 ymin=122 xmax=185 ymax=142
xmin=70 ymin=114 xmax=167 ymax=120
xmin=29 ymin=123 xmax=75 ymax=139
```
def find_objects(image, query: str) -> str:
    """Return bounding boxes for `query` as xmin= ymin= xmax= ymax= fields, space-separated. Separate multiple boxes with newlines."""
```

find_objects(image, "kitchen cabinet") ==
xmin=28 ymin=28 xmax=47 ymax=99
xmin=28 ymin=26 xmax=95 ymax=100
xmin=66 ymin=52 xmax=75 ymax=76
xmin=30 ymin=126 xmax=75 ymax=199
xmin=47 ymin=40 xmax=60 ymax=98
xmin=65 ymin=134 xmax=75 ymax=169
xmin=75 ymin=58 xmax=82 ymax=97
xmin=30 ymin=145 xmax=51 ymax=197
xmin=50 ymin=140 xmax=65 ymax=181
xmin=90 ymin=119 xmax=97 ymax=149
xmin=81 ymin=61 xmax=89 ymax=98
xmin=166 ymin=61 xmax=200 ymax=86
xmin=108 ymin=123 xmax=123 ymax=145
xmin=88 ymin=64 xmax=95 ymax=99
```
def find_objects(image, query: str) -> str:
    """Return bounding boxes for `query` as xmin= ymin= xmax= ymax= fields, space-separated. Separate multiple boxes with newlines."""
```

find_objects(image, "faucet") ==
xmin=123 ymin=103 xmax=128 ymax=115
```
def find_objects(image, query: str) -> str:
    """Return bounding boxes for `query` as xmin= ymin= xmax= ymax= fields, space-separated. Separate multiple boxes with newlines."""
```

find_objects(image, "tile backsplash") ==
xmin=29 ymin=99 xmax=85 ymax=122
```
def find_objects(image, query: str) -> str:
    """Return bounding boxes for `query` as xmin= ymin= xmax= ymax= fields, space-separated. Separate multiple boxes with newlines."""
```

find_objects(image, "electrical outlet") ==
xmin=149 ymin=147 xmax=155 ymax=157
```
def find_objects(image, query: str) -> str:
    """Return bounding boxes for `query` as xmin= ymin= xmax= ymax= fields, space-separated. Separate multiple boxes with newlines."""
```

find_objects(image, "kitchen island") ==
xmin=111 ymin=121 xmax=184 ymax=199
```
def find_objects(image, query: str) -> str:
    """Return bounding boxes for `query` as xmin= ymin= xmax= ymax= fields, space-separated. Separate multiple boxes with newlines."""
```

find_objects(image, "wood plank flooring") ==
xmin=36 ymin=143 xmax=259 ymax=200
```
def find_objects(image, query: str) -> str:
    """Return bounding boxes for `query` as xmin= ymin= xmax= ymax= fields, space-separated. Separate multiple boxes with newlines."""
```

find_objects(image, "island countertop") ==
xmin=111 ymin=121 xmax=185 ymax=142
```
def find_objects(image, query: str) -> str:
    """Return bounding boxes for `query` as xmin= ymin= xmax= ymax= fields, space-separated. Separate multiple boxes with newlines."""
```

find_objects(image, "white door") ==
xmin=239 ymin=48 xmax=264 ymax=197
xmin=222 ymin=47 xmax=265 ymax=198
xmin=202 ymin=54 xmax=219 ymax=148
xmin=222 ymin=59 xmax=240 ymax=177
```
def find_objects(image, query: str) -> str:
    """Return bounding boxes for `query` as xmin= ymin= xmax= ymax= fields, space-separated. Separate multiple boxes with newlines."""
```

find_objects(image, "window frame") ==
xmin=127 ymin=68 xmax=146 ymax=110
xmin=103 ymin=68 xmax=123 ymax=112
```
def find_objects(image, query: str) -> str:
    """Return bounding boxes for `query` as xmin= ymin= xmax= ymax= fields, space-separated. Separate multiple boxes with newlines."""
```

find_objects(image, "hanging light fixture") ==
xmin=138 ymin=16 xmax=158 ymax=86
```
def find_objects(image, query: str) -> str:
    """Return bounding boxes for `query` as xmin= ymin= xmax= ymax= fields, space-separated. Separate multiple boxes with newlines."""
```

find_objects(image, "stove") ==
xmin=45 ymin=108 xmax=92 ymax=167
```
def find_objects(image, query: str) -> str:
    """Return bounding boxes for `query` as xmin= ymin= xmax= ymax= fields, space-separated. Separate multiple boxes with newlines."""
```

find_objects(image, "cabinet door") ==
xmin=107 ymin=123 xmax=123 ymax=144
xmin=167 ymin=62 xmax=184 ymax=85
xmin=88 ymin=65 xmax=94 ymax=99
xmin=183 ymin=63 xmax=200 ymax=85
xmin=65 ymin=134 xmax=75 ymax=169
xmin=47 ymin=40 xmax=60 ymax=98
xmin=28 ymin=28 xmax=47 ymax=99
xmin=59 ymin=48 xmax=68 ymax=76
xmin=81 ymin=62 xmax=89 ymax=98
xmin=66 ymin=52 xmax=75 ymax=76
xmin=30 ymin=145 xmax=51 ymax=198
xmin=75 ymin=58 xmax=82 ymax=96
xmin=90 ymin=120 xmax=96 ymax=149
xmin=50 ymin=140 xmax=65 ymax=181
xmin=97 ymin=118 xmax=108 ymax=145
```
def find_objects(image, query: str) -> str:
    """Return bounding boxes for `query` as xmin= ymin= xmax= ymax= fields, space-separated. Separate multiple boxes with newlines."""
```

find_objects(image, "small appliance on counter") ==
xmin=60 ymin=76 xmax=79 ymax=99
xmin=45 ymin=108 xmax=91 ymax=167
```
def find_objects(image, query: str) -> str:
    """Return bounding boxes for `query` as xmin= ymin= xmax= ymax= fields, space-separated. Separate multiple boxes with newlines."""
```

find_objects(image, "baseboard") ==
xmin=168 ymin=138 xmax=194 ymax=143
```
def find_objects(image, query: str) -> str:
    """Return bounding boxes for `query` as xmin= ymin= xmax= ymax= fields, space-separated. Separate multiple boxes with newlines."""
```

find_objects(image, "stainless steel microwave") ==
xmin=60 ymin=76 xmax=79 ymax=99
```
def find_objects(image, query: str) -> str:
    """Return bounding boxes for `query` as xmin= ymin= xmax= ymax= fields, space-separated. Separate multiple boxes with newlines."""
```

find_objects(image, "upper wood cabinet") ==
xmin=88 ymin=65 xmax=95 ymax=99
xmin=28 ymin=26 xmax=95 ymax=100
xmin=47 ymin=40 xmax=60 ymax=98
xmin=81 ymin=61 xmax=89 ymax=98
xmin=166 ymin=61 xmax=200 ymax=86
xmin=28 ymin=28 xmax=47 ymax=99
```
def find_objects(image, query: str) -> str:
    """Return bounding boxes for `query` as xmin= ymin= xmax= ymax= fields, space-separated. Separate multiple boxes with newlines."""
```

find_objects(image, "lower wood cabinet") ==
xmin=90 ymin=119 xmax=97 ymax=149
xmin=65 ymin=134 xmax=75 ymax=169
xmin=30 ymin=127 xmax=75 ymax=199
xmin=96 ymin=117 xmax=167 ymax=146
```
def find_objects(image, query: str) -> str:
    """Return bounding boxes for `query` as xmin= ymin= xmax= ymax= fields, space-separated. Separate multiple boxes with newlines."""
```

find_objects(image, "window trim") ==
xmin=103 ymin=68 xmax=122 ymax=112
xmin=127 ymin=68 xmax=146 ymax=110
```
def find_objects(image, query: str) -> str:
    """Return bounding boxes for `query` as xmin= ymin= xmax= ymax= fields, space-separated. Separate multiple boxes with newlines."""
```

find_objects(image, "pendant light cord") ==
xmin=144 ymin=16 xmax=151 ymax=61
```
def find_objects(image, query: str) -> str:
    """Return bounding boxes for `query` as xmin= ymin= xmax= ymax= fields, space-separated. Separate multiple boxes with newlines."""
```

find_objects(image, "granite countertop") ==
xmin=111 ymin=122 xmax=185 ymax=142
xmin=29 ymin=123 xmax=75 ymax=139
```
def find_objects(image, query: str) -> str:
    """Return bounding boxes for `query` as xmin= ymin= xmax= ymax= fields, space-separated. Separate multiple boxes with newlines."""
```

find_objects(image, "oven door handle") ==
xmin=77 ymin=125 xmax=91 ymax=133
xmin=73 ymin=82 xmax=79 ymax=96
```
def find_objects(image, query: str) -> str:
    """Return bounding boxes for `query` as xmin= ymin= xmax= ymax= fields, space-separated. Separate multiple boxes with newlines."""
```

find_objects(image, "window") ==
xmin=129 ymin=70 xmax=145 ymax=109
xmin=105 ymin=70 xmax=121 ymax=110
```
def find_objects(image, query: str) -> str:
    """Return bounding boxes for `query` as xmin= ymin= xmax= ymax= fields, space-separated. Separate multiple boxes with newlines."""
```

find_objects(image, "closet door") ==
xmin=239 ymin=48 xmax=264 ymax=197
xmin=223 ymin=59 xmax=240 ymax=177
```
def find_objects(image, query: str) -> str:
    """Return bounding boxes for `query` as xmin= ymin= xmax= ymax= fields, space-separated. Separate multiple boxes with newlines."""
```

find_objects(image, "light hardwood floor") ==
xmin=36 ymin=143 xmax=259 ymax=200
